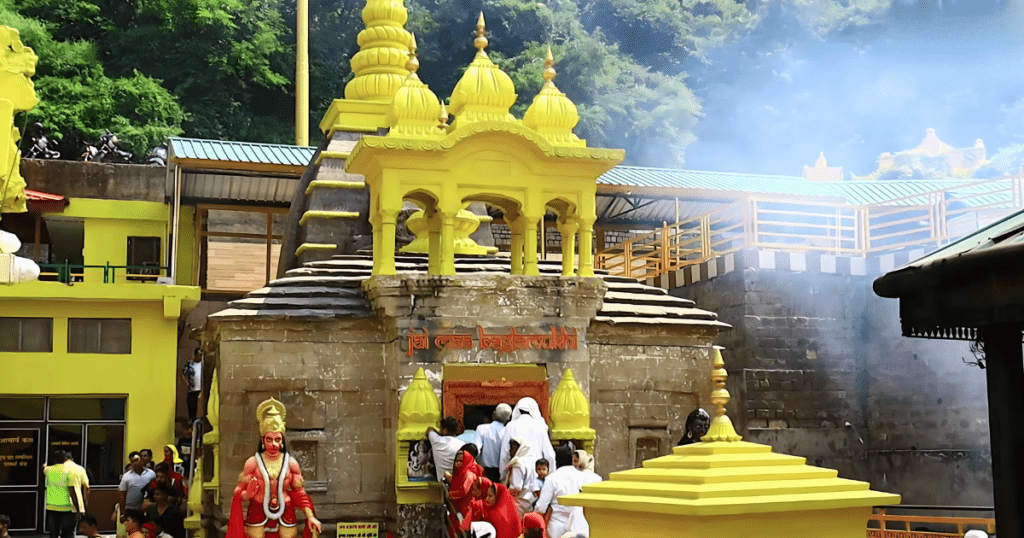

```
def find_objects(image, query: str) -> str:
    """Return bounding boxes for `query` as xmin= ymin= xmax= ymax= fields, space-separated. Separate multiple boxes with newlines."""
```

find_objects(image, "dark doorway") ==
xmin=462 ymin=405 xmax=494 ymax=432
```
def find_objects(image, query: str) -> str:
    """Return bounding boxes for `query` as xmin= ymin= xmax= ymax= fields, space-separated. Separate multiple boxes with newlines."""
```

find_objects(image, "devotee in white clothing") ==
xmin=499 ymin=397 xmax=556 ymax=479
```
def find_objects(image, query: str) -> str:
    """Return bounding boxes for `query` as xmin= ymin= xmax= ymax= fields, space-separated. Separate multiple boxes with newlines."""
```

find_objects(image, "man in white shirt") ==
xmin=499 ymin=397 xmax=556 ymax=480
xmin=475 ymin=403 xmax=511 ymax=482
xmin=180 ymin=349 xmax=203 ymax=423
xmin=536 ymin=446 xmax=594 ymax=538
xmin=118 ymin=453 xmax=156 ymax=517
xmin=425 ymin=417 xmax=466 ymax=482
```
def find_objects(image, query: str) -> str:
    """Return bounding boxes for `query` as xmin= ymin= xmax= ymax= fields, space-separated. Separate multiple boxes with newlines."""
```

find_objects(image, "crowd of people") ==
xmin=24 ymin=436 xmax=193 ymax=538
xmin=427 ymin=397 xmax=603 ymax=538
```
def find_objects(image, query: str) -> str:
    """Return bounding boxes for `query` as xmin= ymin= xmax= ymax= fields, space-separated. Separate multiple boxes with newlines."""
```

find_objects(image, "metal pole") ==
xmin=295 ymin=0 xmax=309 ymax=146
xmin=170 ymin=164 xmax=182 ymax=282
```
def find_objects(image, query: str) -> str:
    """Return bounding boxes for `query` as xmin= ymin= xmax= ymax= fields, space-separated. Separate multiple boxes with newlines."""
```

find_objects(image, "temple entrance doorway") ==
xmin=441 ymin=364 xmax=550 ymax=428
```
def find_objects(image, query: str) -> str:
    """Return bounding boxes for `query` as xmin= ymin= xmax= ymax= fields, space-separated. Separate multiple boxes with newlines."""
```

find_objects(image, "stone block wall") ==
xmin=588 ymin=324 xmax=716 ymax=472
xmin=672 ymin=267 xmax=992 ymax=506
xmin=213 ymin=318 xmax=396 ymax=524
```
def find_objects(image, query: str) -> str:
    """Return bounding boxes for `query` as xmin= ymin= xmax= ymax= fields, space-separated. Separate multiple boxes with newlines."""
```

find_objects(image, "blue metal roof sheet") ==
xmin=170 ymin=137 xmax=315 ymax=167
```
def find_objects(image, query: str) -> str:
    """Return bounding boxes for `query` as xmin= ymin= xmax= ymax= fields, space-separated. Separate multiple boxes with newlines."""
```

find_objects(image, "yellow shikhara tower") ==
xmin=562 ymin=349 xmax=901 ymax=538
xmin=321 ymin=2 xmax=624 ymax=277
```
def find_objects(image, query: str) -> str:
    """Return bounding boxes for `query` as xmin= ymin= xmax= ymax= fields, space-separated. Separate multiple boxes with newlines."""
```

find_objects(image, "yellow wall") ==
xmin=0 ymin=284 xmax=197 ymax=461
xmin=45 ymin=198 xmax=170 ymax=282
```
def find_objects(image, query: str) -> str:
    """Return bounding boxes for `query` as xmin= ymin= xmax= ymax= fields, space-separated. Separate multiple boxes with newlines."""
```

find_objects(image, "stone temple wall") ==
xmin=209 ymin=272 xmax=720 ymax=536
xmin=214 ymin=317 xmax=396 ymax=523
xmin=671 ymin=267 xmax=992 ymax=506
xmin=588 ymin=324 xmax=716 ymax=471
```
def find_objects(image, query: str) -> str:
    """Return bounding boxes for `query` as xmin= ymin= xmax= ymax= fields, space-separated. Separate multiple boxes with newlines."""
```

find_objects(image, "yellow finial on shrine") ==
xmin=405 ymin=32 xmax=420 ymax=73
xmin=702 ymin=348 xmax=742 ymax=442
xmin=448 ymin=12 xmax=518 ymax=129
xmin=344 ymin=0 xmax=413 ymax=102
xmin=438 ymin=100 xmax=449 ymax=131
xmin=523 ymin=45 xmax=584 ymax=148
xmin=543 ymin=46 xmax=556 ymax=83
xmin=385 ymin=32 xmax=443 ymax=140
xmin=474 ymin=12 xmax=488 ymax=57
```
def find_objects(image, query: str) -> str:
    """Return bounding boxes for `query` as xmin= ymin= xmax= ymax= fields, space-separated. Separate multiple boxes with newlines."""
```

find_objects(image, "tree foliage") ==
xmin=12 ymin=0 xmax=994 ymax=170
xmin=2 ymin=0 xmax=185 ymax=158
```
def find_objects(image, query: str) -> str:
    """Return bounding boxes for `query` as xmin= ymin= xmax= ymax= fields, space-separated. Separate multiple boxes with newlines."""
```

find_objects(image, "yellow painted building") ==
xmin=0 ymin=196 xmax=199 ymax=531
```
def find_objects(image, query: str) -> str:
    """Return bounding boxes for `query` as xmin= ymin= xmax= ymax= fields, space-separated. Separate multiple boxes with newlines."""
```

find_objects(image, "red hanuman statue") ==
xmin=227 ymin=398 xmax=322 ymax=538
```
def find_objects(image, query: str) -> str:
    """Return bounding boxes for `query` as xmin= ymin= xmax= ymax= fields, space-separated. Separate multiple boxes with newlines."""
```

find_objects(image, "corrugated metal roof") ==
xmin=598 ymin=166 xmax=837 ymax=198
xmin=169 ymin=137 xmax=315 ymax=167
xmin=180 ymin=172 xmax=298 ymax=204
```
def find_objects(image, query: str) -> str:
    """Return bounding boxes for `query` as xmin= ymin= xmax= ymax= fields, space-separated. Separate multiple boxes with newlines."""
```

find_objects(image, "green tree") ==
xmin=2 ymin=0 xmax=185 ymax=158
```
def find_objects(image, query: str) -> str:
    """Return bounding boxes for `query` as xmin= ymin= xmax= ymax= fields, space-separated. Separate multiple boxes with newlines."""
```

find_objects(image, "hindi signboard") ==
xmin=0 ymin=429 xmax=39 ymax=486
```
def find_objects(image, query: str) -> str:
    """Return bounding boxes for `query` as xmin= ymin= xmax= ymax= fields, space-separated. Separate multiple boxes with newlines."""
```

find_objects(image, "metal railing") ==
xmin=38 ymin=261 xmax=170 ymax=284
xmin=868 ymin=505 xmax=995 ymax=538
xmin=597 ymin=176 xmax=1024 ymax=279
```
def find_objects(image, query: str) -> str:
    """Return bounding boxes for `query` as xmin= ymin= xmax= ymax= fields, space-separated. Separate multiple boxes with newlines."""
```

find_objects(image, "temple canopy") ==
xmin=345 ymin=13 xmax=625 ymax=277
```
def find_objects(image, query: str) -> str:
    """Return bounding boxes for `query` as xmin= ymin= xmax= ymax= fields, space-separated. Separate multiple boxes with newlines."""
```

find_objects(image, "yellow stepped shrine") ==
xmin=562 ymin=349 xmax=900 ymax=538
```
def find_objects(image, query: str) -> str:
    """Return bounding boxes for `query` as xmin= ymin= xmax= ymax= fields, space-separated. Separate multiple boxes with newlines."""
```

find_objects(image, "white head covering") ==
xmin=507 ymin=437 xmax=533 ymax=473
xmin=964 ymin=531 xmax=988 ymax=538
xmin=573 ymin=449 xmax=594 ymax=473
xmin=512 ymin=397 xmax=547 ymax=429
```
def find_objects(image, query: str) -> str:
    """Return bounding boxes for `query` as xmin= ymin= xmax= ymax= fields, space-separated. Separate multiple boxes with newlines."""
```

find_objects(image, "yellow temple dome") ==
xmin=398 ymin=367 xmax=441 ymax=433
xmin=386 ymin=34 xmax=444 ymax=139
xmin=345 ymin=0 xmax=412 ymax=102
xmin=550 ymin=368 xmax=592 ymax=434
xmin=447 ymin=12 xmax=518 ymax=129
xmin=523 ymin=47 xmax=585 ymax=148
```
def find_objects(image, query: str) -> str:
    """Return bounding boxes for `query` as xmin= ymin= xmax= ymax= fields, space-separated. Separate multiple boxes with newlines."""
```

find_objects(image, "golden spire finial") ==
xmin=438 ymin=100 xmax=449 ymax=131
xmin=474 ymin=12 xmax=488 ymax=56
xmin=702 ymin=348 xmax=742 ymax=442
xmin=543 ymin=45 xmax=556 ymax=84
xmin=405 ymin=32 xmax=420 ymax=74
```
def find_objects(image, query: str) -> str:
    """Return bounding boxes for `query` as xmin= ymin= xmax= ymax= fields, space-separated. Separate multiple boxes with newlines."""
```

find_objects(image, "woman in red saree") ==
xmin=447 ymin=450 xmax=480 ymax=516
xmin=460 ymin=483 xmax=522 ymax=538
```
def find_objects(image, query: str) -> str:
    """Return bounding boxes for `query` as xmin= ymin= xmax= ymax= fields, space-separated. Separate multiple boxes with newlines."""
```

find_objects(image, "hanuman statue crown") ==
xmin=257 ymin=397 xmax=287 ymax=436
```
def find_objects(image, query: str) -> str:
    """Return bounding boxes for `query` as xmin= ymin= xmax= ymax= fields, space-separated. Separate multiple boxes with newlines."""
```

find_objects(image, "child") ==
xmin=533 ymin=459 xmax=549 ymax=499
xmin=0 ymin=514 xmax=10 ymax=538
xmin=123 ymin=510 xmax=147 ymax=538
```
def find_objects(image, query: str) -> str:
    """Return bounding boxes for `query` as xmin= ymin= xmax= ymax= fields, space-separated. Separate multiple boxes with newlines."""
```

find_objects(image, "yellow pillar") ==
xmin=438 ymin=209 xmax=457 ymax=275
xmin=509 ymin=217 xmax=524 ymax=275
xmin=523 ymin=215 xmax=540 ymax=276
xmin=376 ymin=207 xmax=400 ymax=276
xmin=558 ymin=218 xmax=579 ymax=277
xmin=426 ymin=210 xmax=441 ymax=274
xmin=295 ymin=0 xmax=309 ymax=146
xmin=578 ymin=216 xmax=596 ymax=277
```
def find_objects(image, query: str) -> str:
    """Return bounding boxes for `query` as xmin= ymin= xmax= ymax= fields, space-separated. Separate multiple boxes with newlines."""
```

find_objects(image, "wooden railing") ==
xmin=867 ymin=506 xmax=995 ymax=538
xmin=597 ymin=176 xmax=1024 ymax=279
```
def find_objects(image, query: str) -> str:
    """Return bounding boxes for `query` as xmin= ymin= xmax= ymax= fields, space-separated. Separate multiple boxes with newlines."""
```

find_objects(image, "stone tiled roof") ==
xmin=210 ymin=255 xmax=728 ymax=329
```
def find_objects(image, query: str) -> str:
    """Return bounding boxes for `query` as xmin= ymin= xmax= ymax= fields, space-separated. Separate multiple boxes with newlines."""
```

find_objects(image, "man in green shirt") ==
xmin=44 ymin=450 xmax=76 ymax=538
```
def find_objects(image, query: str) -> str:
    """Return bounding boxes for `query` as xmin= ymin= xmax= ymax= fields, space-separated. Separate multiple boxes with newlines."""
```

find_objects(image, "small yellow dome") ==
xmin=398 ymin=367 xmax=441 ymax=435
xmin=550 ymin=368 xmax=594 ymax=436
xmin=448 ymin=13 xmax=518 ymax=129
xmin=523 ymin=46 xmax=584 ymax=148
xmin=386 ymin=34 xmax=444 ymax=140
